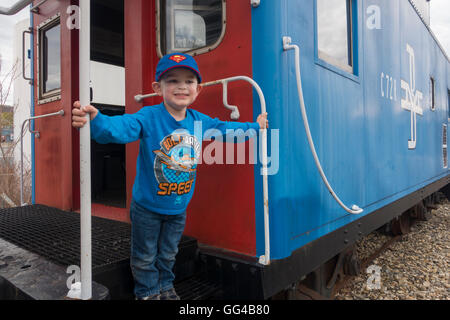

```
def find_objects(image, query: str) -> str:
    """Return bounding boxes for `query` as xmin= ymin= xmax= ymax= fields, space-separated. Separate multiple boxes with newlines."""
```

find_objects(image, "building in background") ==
xmin=12 ymin=18 xmax=31 ymax=172
xmin=0 ymin=105 xmax=13 ymax=143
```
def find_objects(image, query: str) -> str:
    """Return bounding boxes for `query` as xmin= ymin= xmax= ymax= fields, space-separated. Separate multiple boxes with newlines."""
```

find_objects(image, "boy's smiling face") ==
xmin=152 ymin=68 xmax=202 ymax=115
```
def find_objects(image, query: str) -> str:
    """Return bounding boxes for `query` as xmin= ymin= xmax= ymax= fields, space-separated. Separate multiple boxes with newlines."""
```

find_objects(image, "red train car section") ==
xmin=32 ymin=0 xmax=257 ymax=256
xmin=32 ymin=0 xmax=79 ymax=211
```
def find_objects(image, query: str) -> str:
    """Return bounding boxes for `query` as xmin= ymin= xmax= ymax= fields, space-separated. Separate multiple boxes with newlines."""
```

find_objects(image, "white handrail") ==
xmin=135 ymin=77 xmax=244 ymax=120
xmin=222 ymin=81 xmax=240 ymax=120
xmin=282 ymin=36 xmax=363 ymax=215
xmin=78 ymin=0 xmax=92 ymax=300
xmin=135 ymin=76 xmax=271 ymax=265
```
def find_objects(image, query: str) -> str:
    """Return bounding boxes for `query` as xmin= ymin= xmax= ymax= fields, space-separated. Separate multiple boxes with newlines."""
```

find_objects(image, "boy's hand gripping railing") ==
xmin=282 ymin=36 xmax=363 ymax=215
xmin=135 ymin=76 xmax=271 ymax=265
xmin=20 ymin=109 xmax=65 ymax=206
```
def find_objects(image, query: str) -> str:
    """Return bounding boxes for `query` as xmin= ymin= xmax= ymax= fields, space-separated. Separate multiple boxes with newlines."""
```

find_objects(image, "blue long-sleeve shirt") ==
xmin=90 ymin=103 xmax=260 ymax=215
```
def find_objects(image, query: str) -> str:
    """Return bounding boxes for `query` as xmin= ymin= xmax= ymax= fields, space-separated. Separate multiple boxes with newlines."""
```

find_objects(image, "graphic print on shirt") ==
xmin=154 ymin=132 xmax=201 ymax=197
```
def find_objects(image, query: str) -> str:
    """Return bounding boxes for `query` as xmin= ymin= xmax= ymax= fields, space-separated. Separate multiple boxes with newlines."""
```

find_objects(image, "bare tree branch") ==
xmin=0 ymin=56 xmax=31 ymax=207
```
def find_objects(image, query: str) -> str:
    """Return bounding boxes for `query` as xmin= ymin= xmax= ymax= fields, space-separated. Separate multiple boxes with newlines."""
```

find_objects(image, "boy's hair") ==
xmin=155 ymin=53 xmax=202 ymax=83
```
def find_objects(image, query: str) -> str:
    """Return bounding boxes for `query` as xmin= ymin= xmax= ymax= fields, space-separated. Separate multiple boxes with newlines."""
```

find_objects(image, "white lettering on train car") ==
xmin=380 ymin=72 xmax=397 ymax=101
xmin=401 ymin=44 xmax=423 ymax=150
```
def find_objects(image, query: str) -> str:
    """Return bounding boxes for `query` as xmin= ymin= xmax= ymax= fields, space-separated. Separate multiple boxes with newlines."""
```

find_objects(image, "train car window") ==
xmin=448 ymin=89 xmax=450 ymax=119
xmin=430 ymin=77 xmax=435 ymax=111
xmin=38 ymin=15 xmax=61 ymax=103
xmin=91 ymin=0 xmax=124 ymax=67
xmin=158 ymin=0 xmax=225 ymax=56
xmin=317 ymin=0 xmax=353 ymax=73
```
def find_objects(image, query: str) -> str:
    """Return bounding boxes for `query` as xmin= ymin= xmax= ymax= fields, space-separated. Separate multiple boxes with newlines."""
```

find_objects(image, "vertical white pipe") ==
xmin=258 ymin=92 xmax=270 ymax=266
xmin=217 ymin=76 xmax=270 ymax=265
xmin=79 ymin=0 xmax=92 ymax=300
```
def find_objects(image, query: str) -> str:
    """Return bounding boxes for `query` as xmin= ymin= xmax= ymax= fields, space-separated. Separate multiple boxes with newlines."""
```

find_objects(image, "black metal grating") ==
xmin=175 ymin=276 xmax=222 ymax=300
xmin=0 ymin=204 xmax=131 ymax=271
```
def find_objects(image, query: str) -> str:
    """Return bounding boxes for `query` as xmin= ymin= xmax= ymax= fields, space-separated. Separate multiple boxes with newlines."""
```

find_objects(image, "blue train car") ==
xmin=0 ymin=0 xmax=448 ymax=300
xmin=253 ymin=0 xmax=450 ymax=258
xmin=250 ymin=0 xmax=449 ymax=297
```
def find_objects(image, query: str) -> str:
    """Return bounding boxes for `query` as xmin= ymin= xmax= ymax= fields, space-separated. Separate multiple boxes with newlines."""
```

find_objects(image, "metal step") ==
xmin=0 ymin=204 xmax=130 ymax=270
xmin=0 ymin=204 xmax=202 ymax=299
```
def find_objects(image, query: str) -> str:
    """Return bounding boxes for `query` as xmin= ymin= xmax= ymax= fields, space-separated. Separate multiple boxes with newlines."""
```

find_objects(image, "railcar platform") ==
xmin=0 ymin=204 xmax=220 ymax=300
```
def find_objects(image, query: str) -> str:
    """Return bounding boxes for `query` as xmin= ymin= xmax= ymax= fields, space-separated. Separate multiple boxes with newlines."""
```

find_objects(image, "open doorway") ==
xmin=90 ymin=0 xmax=126 ymax=208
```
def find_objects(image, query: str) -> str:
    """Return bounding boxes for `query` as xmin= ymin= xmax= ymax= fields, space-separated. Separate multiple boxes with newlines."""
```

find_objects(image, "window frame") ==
xmin=447 ymin=89 xmax=450 ymax=120
xmin=314 ymin=0 xmax=358 ymax=79
xmin=430 ymin=76 xmax=436 ymax=111
xmin=156 ymin=0 xmax=227 ymax=58
xmin=37 ymin=14 xmax=61 ymax=105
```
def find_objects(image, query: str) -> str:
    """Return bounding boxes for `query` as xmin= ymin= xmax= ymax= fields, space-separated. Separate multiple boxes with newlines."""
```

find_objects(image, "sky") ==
xmin=429 ymin=0 xmax=450 ymax=54
xmin=0 ymin=0 xmax=449 ymax=106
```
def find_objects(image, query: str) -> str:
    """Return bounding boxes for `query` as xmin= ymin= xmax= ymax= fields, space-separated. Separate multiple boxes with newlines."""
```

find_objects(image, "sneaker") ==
xmin=136 ymin=293 xmax=160 ymax=300
xmin=160 ymin=288 xmax=180 ymax=300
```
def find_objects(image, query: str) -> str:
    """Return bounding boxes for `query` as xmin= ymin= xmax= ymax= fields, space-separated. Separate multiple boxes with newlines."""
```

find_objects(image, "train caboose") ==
xmin=0 ymin=0 xmax=449 ymax=300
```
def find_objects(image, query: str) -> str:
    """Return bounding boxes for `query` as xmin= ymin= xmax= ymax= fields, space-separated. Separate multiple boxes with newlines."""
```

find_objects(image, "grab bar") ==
xmin=30 ymin=0 xmax=49 ymax=14
xmin=22 ymin=28 xmax=32 ymax=83
xmin=283 ymin=36 xmax=363 ymax=215
xmin=135 ymin=76 xmax=271 ymax=265
xmin=20 ymin=109 xmax=64 ymax=206
xmin=135 ymin=77 xmax=247 ymax=120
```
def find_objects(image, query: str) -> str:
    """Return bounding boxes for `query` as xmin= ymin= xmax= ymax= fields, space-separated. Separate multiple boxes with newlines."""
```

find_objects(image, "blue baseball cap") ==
xmin=155 ymin=52 xmax=202 ymax=83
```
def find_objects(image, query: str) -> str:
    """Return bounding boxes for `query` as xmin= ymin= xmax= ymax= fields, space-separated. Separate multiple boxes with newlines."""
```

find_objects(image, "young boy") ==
xmin=72 ymin=52 xmax=268 ymax=300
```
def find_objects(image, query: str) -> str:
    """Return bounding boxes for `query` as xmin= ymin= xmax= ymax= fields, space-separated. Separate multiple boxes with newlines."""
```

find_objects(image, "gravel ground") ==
xmin=334 ymin=198 xmax=450 ymax=300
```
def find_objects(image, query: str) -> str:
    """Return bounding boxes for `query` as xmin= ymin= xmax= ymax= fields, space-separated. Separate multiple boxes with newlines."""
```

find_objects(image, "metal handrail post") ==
xmin=79 ymin=0 xmax=92 ymax=300
xmin=20 ymin=110 xmax=64 ymax=206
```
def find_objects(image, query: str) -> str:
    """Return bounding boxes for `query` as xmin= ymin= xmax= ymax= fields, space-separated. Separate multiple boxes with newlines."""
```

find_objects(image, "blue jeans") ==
xmin=129 ymin=200 xmax=186 ymax=298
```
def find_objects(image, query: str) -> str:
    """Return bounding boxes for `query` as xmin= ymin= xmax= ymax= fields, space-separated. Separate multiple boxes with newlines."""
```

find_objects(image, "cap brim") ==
xmin=157 ymin=65 xmax=202 ymax=83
